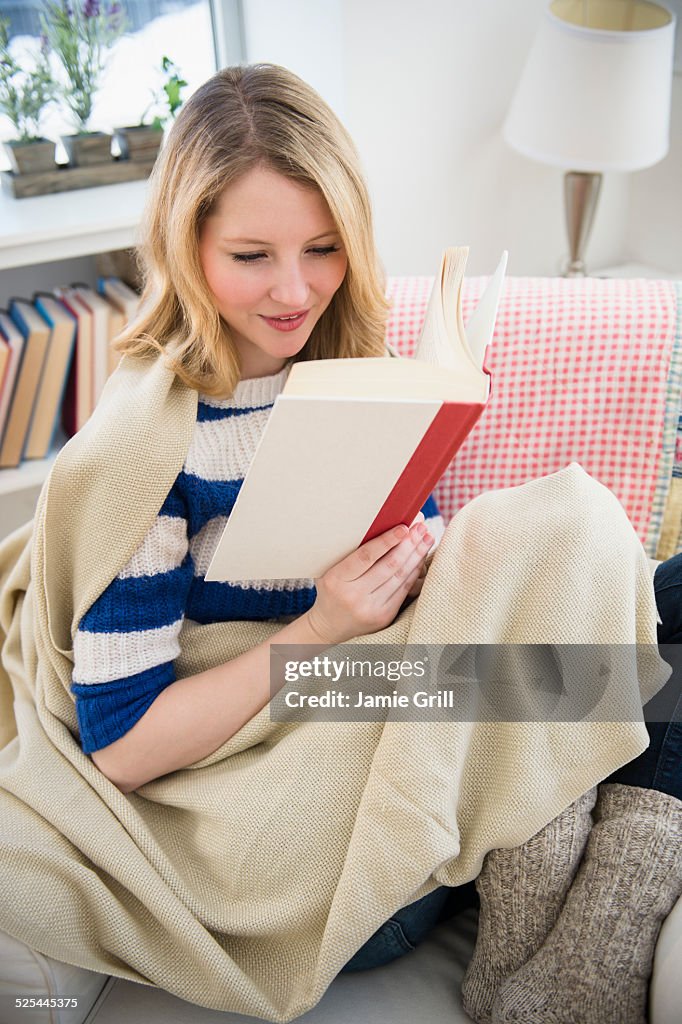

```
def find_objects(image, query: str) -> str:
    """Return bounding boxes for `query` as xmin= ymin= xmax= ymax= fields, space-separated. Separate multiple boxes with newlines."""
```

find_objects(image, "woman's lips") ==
xmin=259 ymin=310 xmax=310 ymax=332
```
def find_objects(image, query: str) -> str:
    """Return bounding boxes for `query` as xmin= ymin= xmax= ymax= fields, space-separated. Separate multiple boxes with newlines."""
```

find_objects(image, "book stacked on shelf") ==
xmin=0 ymin=277 xmax=140 ymax=471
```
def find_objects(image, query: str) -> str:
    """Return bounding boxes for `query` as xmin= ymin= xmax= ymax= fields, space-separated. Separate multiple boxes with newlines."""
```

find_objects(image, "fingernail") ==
xmin=394 ymin=524 xmax=408 ymax=539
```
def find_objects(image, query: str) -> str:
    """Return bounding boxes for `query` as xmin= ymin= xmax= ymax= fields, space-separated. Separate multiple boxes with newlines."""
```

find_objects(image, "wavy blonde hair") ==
xmin=115 ymin=63 xmax=391 ymax=395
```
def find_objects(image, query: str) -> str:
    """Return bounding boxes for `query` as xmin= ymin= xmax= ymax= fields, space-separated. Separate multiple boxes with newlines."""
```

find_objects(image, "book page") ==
xmin=414 ymin=247 xmax=475 ymax=372
xmin=283 ymin=355 xmax=486 ymax=402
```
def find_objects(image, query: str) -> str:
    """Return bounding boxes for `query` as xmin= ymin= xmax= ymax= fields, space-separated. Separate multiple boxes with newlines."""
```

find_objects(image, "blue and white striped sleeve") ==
xmin=420 ymin=492 xmax=446 ymax=548
xmin=71 ymin=485 xmax=194 ymax=754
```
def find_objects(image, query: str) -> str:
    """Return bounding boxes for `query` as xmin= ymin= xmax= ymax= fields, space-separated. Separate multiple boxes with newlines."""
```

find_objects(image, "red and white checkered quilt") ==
xmin=386 ymin=276 xmax=682 ymax=558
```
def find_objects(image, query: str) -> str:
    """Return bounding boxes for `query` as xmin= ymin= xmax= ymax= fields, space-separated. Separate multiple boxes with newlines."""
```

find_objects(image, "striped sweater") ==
xmin=72 ymin=365 xmax=445 ymax=754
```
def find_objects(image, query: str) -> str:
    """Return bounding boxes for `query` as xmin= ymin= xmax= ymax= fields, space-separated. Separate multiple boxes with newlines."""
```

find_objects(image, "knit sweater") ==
xmin=71 ymin=365 xmax=445 ymax=754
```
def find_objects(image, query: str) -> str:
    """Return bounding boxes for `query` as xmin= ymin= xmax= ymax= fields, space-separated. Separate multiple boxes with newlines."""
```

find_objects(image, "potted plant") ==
xmin=114 ymin=55 xmax=188 ymax=164
xmin=0 ymin=18 xmax=56 ymax=174
xmin=42 ymin=0 xmax=126 ymax=167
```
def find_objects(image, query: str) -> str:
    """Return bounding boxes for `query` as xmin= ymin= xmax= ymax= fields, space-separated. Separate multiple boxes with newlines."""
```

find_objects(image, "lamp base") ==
xmin=562 ymin=171 xmax=602 ymax=278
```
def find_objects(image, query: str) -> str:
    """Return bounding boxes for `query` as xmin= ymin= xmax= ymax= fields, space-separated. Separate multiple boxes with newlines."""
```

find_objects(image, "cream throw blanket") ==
xmin=0 ymin=354 xmax=670 ymax=1020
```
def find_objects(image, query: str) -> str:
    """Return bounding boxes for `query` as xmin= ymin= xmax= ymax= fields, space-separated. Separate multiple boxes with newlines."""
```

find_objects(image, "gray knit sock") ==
xmin=492 ymin=784 xmax=682 ymax=1024
xmin=460 ymin=787 xmax=597 ymax=1024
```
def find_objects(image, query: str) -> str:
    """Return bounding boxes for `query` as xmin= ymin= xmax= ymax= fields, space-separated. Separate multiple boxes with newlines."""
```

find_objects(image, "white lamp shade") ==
xmin=503 ymin=0 xmax=676 ymax=172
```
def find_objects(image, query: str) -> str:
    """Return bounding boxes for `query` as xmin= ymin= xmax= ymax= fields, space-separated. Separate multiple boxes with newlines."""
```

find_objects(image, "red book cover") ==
xmin=55 ymin=288 xmax=94 ymax=437
xmin=362 ymin=400 xmax=487 ymax=542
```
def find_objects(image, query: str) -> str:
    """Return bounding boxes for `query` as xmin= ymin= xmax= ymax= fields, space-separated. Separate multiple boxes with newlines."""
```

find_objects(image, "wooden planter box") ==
xmin=0 ymin=129 xmax=163 ymax=198
xmin=60 ymin=132 xmax=113 ymax=167
xmin=114 ymin=125 xmax=163 ymax=163
xmin=1 ymin=157 xmax=157 ymax=198
xmin=3 ymin=139 xmax=57 ymax=175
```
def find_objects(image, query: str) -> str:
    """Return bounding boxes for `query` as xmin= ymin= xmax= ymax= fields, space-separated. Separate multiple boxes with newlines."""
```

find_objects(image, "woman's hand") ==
xmin=403 ymin=556 xmax=430 ymax=601
xmin=304 ymin=516 xmax=434 ymax=645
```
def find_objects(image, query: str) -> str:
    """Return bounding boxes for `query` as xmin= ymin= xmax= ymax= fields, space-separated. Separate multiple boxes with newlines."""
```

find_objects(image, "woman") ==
xmin=0 ymin=64 xmax=678 ymax=1024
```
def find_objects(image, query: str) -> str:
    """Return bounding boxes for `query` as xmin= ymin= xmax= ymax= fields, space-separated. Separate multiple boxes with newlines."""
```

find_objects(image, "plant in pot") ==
xmin=114 ymin=55 xmax=188 ymax=164
xmin=41 ymin=0 xmax=126 ymax=167
xmin=0 ymin=18 xmax=57 ymax=175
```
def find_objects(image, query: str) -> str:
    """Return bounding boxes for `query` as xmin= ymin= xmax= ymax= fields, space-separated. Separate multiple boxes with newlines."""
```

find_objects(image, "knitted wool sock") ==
xmin=492 ymin=784 xmax=682 ymax=1024
xmin=460 ymin=786 xmax=597 ymax=1024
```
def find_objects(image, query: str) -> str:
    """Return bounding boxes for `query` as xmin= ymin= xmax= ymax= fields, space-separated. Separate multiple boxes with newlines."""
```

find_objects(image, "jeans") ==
xmin=341 ymin=881 xmax=478 ymax=972
xmin=607 ymin=553 xmax=682 ymax=801
xmin=340 ymin=553 xmax=682 ymax=973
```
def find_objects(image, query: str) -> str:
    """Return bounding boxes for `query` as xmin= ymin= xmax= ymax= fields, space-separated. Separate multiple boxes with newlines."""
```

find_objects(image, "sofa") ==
xmin=1 ymin=274 xmax=681 ymax=1024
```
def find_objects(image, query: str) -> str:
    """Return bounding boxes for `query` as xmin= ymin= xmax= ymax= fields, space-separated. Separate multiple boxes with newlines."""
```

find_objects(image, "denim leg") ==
xmin=340 ymin=881 xmax=477 ymax=973
xmin=654 ymin=553 xmax=682 ymax=644
xmin=606 ymin=554 xmax=682 ymax=800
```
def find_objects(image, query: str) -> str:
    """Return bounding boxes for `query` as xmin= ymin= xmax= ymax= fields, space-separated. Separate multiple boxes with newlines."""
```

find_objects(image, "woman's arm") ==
xmin=92 ymin=517 xmax=433 ymax=793
xmin=90 ymin=610 xmax=324 ymax=793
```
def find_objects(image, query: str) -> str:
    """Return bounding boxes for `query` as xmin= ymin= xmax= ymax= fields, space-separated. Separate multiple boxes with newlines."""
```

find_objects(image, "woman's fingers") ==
xmin=309 ymin=518 xmax=434 ymax=644
xmin=407 ymin=562 xmax=428 ymax=596
xmin=371 ymin=525 xmax=433 ymax=601
xmin=340 ymin=523 xmax=410 ymax=581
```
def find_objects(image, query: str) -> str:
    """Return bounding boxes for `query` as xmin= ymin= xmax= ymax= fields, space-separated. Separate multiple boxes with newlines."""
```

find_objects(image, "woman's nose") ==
xmin=269 ymin=262 xmax=311 ymax=308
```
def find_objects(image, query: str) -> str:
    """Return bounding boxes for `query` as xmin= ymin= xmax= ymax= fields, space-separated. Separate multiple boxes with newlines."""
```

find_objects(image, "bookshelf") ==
xmin=0 ymin=181 xmax=148 ymax=533
xmin=0 ymin=446 xmax=61 ymax=496
xmin=0 ymin=179 xmax=148 ymax=270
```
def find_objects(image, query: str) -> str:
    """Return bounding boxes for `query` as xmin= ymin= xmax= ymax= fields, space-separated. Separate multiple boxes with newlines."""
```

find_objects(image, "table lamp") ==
xmin=503 ymin=0 xmax=676 ymax=276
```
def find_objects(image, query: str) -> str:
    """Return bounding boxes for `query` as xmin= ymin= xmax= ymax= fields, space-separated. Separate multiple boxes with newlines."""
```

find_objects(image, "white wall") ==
xmin=626 ymin=73 xmax=682 ymax=270
xmin=241 ymin=0 xmax=346 ymax=118
xmin=241 ymin=0 xmax=682 ymax=278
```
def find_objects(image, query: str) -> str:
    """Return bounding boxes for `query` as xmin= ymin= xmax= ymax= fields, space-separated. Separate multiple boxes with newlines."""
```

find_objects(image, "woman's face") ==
xmin=198 ymin=165 xmax=348 ymax=378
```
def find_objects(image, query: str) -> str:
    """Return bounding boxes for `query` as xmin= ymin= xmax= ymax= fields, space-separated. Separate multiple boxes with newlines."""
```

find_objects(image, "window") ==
xmin=0 ymin=0 xmax=243 ymax=150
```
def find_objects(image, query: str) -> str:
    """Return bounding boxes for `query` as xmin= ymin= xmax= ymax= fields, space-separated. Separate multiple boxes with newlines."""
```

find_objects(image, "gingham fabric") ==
xmin=666 ymin=281 xmax=682 ymax=555
xmin=386 ymin=276 xmax=682 ymax=558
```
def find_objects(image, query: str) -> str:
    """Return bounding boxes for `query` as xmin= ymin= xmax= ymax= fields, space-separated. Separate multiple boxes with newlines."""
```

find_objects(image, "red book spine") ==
xmin=61 ymin=355 xmax=77 ymax=438
xmin=362 ymin=400 xmax=487 ymax=542
xmin=56 ymin=294 xmax=79 ymax=438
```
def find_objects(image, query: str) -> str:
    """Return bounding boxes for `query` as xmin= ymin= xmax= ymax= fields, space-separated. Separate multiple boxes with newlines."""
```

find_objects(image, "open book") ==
xmin=206 ymin=247 xmax=508 ymax=581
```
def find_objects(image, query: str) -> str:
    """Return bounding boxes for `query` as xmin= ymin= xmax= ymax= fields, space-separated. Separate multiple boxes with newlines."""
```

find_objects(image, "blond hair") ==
xmin=116 ymin=64 xmax=390 ymax=395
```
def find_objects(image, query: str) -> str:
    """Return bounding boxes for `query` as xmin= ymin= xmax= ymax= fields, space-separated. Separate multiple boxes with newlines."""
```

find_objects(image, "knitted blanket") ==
xmin=0 ymin=353 xmax=671 ymax=1020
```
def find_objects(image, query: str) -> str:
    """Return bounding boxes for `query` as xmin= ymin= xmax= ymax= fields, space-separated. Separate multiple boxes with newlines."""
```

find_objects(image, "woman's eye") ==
xmin=232 ymin=252 xmax=266 ymax=263
xmin=231 ymin=245 xmax=340 ymax=264
xmin=309 ymin=245 xmax=340 ymax=257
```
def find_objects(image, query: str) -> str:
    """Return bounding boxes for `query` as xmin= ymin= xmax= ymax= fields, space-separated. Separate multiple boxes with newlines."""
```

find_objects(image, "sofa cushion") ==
xmin=4 ymin=897 xmax=682 ymax=1024
xmin=0 ymin=911 xmax=476 ymax=1024
xmin=650 ymin=892 xmax=682 ymax=1024
xmin=386 ymin=276 xmax=682 ymax=560
xmin=67 ymin=911 xmax=480 ymax=1024
xmin=0 ymin=928 xmax=108 ymax=1024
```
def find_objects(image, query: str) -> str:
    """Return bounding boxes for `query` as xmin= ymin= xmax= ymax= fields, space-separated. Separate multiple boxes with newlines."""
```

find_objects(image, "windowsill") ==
xmin=0 ymin=178 xmax=150 ymax=270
